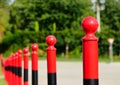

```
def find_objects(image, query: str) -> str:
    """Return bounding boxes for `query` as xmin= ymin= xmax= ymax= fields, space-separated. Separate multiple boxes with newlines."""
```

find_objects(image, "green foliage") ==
xmin=0 ymin=31 xmax=47 ymax=56
xmin=8 ymin=0 xmax=93 ymax=31
xmin=1 ymin=0 xmax=91 ymax=56
xmin=0 ymin=0 xmax=120 ymax=58
xmin=101 ymin=0 xmax=120 ymax=31
xmin=34 ymin=21 xmax=39 ymax=32
xmin=99 ymin=0 xmax=120 ymax=56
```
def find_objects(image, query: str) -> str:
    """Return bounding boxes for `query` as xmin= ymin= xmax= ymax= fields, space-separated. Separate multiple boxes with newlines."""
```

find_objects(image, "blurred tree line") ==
xmin=0 ymin=0 xmax=120 ymax=58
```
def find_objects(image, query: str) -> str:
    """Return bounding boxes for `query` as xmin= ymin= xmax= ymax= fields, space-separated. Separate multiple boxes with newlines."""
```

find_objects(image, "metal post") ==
xmin=108 ymin=38 xmax=114 ymax=62
xmin=82 ymin=16 xmax=99 ymax=85
xmin=109 ymin=44 xmax=113 ymax=62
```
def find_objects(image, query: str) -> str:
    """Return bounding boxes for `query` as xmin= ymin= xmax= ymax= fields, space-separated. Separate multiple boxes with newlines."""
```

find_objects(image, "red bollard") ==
xmin=23 ymin=48 xmax=29 ymax=85
xmin=32 ymin=44 xmax=38 ymax=85
xmin=82 ymin=16 xmax=99 ymax=85
xmin=18 ymin=50 xmax=23 ymax=85
xmin=15 ymin=52 xmax=19 ymax=85
xmin=46 ymin=35 xmax=57 ymax=85
xmin=4 ymin=54 xmax=16 ymax=85
xmin=9 ymin=56 xmax=13 ymax=85
xmin=5 ymin=56 xmax=14 ymax=85
xmin=4 ymin=59 xmax=9 ymax=84
xmin=12 ymin=54 xmax=16 ymax=85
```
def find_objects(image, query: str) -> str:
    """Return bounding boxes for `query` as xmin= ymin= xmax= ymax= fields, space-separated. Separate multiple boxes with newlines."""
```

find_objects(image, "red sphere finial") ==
xmin=81 ymin=16 xmax=98 ymax=34
xmin=32 ymin=43 xmax=38 ymax=51
xmin=23 ymin=48 xmax=29 ymax=53
xmin=46 ymin=35 xmax=56 ymax=46
xmin=15 ymin=52 xmax=19 ymax=56
xmin=18 ymin=50 xmax=22 ymax=54
xmin=12 ymin=54 xmax=15 ymax=57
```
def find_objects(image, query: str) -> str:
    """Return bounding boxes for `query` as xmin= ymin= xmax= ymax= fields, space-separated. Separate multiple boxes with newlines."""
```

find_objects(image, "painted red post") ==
xmin=9 ymin=56 xmax=13 ymax=85
xmin=31 ymin=44 xmax=38 ymax=85
xmin=4 ymin=54 xmax=17 ymax=85
xmin=5 ymin=56 xmax=14 ymax=85
xmin=15 ymin=52 xmax=19 ymax=85
xmin=46 ymin=35 xmax=57 ymax=85
xmin=23 ymin=48 xmax=29 ymax=85
xmin=18 ymin=50 xmax=23 ymax=85
xmin=81 ymin=16 xmax=99 ymax=85
xmin=12 ymin=54 xmax=16 ymax=85
xmin=4 ymin=59 xmax=9 ymax=84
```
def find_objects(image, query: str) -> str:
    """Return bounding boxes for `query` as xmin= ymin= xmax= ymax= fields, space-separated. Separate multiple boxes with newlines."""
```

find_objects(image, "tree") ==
xmin=8 ymin=0 xmax=93 ymax=32
xmin=0 ymin=0 xmax=10 ymax=43
xmin=99 ymin=0 xmax=120 ymax=55
xmin=2 ymin=0 xmax=95 ymax=56
xmin=101 ymin=0 xmax=120 ymax=31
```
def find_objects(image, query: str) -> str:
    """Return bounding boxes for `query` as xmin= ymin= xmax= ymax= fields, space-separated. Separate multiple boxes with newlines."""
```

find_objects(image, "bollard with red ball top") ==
xmin=12 ymin=54 xmax=16 ymax=85
xmin=13 ymin=52 xmax=20 ymax=85
xmin=32 ymin=44 xmax=38 ymax=85
xmin=8 ymin=56 xmax=13 ymax=85
xmin=15 ymin=52 xmax=19 ymax=85
xmin=5 ymin=56 xmax=14 ymax=85
xmin=4 ymin=58 xmax=9 ymax=84
xmin=4 ymin=57 xmax=11 ymax=85
xmin=46 ymin=35 xmax=57 ymax=85
xmin=18 ymin=50 xmax=23 ymax=85
xmin=81 ymin=16 xmax=99 ymax=85
xmin=23 ymin=48 xmax=29 ymax=85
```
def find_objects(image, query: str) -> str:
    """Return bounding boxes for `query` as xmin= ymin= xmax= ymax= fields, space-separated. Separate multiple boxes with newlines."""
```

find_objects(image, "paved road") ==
xmin=27 ymin=61 xmax=120 ymax=85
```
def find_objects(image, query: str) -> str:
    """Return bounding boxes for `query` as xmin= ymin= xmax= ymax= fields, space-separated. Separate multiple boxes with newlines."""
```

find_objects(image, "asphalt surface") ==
xmin=27 ymin=61 xmax=120 ymax=85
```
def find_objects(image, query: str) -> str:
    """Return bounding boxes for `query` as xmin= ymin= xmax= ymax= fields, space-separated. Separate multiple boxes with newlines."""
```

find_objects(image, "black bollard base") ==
xmin=48 ymin=73 xmax=56 ymax=85
xmin=84 ymin=79 xmax=98 ymax=85
xmin=32 ymin=71 xmax=38 ymax=85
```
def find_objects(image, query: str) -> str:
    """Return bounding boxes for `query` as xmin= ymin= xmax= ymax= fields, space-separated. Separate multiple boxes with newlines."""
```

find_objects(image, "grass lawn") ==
xmin=0 ymin=78 xmax=7 ymax=85
xmin=56 ymin=55 xmax=120 ymax=62
xmin=0 ymin=67 xmax=7 ymax=85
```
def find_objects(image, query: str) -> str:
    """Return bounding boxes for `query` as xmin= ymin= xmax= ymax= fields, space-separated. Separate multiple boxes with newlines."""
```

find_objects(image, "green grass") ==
xmin=57 ymin=56 xmax=82 ymax=62
xmin=99 ymin=56 xmax=120 ymax=62
xmin=39 ymin=55 xmax=120 ymax=62
xmin=0 ymin=78 xmax=7 ymax=85
xmin=56 ymin=55 xmax=120 ymax=62
xmin=0 ymin=68 xmax=7 ymax=85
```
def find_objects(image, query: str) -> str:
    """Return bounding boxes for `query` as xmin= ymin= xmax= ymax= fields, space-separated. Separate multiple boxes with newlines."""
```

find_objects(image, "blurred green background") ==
xmin=0 ymin=0 xmax=120 ymax=60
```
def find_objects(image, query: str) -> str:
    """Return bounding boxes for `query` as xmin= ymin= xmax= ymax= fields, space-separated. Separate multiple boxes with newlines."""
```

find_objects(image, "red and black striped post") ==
xmin=23 ymin=48 xmax=29 ymax=85
xmin=18 ymin=50 xmax=23 ymax=85
xmin=4 ymin=58 xmax=9 ymax=84
xmin=81 ymin=16 xmax=99 ymax=85
xmin=46 ymin=35 xmax=57 ymax=85
xmin=11 ymin=54 xmax=16 ymax=85
xmin=8 ymin=56 xmax=13 ymax=85
xmin=5 ymin=56 xmax=14 ymax=85
xmin=15 ymin=52 xmax=19 ymax=85
xmin=31 ymin=44 xmax=38 ymax=85
xmin=12 ymin=54 xmax=16 ymax=85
